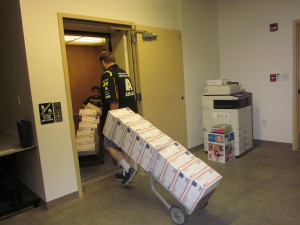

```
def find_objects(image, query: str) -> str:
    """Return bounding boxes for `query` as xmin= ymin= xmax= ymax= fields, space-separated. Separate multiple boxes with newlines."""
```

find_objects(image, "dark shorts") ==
xmin=103 ymin=136 xmax=120 ymax=151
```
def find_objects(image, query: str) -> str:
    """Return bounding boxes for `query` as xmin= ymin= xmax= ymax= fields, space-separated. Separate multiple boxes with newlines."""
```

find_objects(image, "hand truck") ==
xmin=147 ymin=172 xmax=215 ymax=225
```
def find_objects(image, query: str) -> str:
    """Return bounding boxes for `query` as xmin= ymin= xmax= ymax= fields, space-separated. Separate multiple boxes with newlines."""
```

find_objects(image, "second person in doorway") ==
xmin=82 ymin=86 xmax=102 ymax=109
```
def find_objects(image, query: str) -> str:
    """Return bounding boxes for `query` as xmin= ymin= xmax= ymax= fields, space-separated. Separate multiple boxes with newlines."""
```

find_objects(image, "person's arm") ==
xmin=110 ymin=101 xmax=119 ymax=110
xmin=82 ymin=97 xmax=89 ymax=109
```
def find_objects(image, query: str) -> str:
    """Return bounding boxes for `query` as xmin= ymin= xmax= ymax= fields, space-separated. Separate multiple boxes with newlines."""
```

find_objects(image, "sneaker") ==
xmin=115 ymin=171 xmax=125 ymax=181
xmin=122 ymin=168 xmax=137 ymax=186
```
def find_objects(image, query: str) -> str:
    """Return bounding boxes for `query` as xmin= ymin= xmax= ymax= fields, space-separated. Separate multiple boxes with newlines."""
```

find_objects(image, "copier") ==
xmin=202 ymin=81 xmax=253 ymax=157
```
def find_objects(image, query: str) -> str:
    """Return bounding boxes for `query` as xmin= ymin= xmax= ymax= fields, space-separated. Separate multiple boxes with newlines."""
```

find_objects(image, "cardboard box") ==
xmin=77 ymin=143 xmax=99 ymax=156
xmin=208 ymin=132 xmax=235 ymax=163
xmin=120 ymin=121 xmax=154 ymax=153
xmin=76 ymin=134 xmax=95 ymax=143
xmin=77 ymin=141 xmax=97 ymax=152
xmin=79 ymin=108 xmax=98 ymax=116
xmin=79 ymin=121 xmax=98 ymax=129
xmin=123 ymin=127 xmax=163 ymax=155
xmin=125 ymin=127 xmax=165 ymax=164
xmin=76 ymin=128 xmax=96 ymax=136
xmin=86 ymin=103 xmax=102 ymax=115
xmin=81 ymin=115 xmax=100 ymax=123
xmin=180 ymin=168 xmax=222 ymax=212
xmin=151 ymin=142 xmax=187 ymax=180
xmin=102 ymin=108 xmax=136 ymax=139
xmin=170 ymin=158 xmax=210 ymax=200
xmin=159 ymin=151 xmax=196 ymax=189
xmin=111 ymin=114 xmax=144 ymax=147
xmin=137 ymin=133 xmax=174 ymax=172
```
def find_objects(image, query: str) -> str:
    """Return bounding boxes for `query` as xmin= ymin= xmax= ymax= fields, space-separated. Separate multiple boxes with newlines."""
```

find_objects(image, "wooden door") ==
xmin=135 ymin=25 xmax=188 ymax=147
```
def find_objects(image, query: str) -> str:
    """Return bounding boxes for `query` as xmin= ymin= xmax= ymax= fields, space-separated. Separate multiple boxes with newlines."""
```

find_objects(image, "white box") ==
xmin=180 ymin=168 xmax=222 ymax=213
xmin=86 ymin=103 xmax=102 ymax=115
xmin=170 ymin=158 xmax=210 ymax=200
xmin=138 ymin=134 xmax=174 ymax=172
xmin=77 ymin=143 xmax=99 ymax=156
xmin=111 ymin=114 xmax=144 ymax=147
xmin=77 ymin=141 xmax=97 ymax=151
xmin=76 ymin=129 xmax=99 ymax=144
xmin=76 ymin=128 xmax=96 ymax=136
xmin=151 ymin=142 xmax=187 ymax=180
xmin=76 ymin=134 xmax=94 ymax=143
xmin=79 ymin=108 xmax=98 ymax=116
xmin=127 ymin=134 xmax=146 ymax=162
xmin=103 ymin=108 xmax=136 ymax=139
xmin=120 ymin=121 xmax=154 ymax=153
xmin=81 ymin=115 xmax=100 ymax=123
xmin=124 ymin=127 xmax=163 ymax=155
xmin=159 ymin=151 xmax=197 ymax=189
xmin=79 ymin=121 xmax=98 ymax=129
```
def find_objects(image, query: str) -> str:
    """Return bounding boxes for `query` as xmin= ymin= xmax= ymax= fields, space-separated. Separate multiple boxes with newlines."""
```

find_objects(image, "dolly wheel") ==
xmin=169 ymin=206 xmax=188 ymax=225
xmin=199 ymin=202 xmax=208 ymax=209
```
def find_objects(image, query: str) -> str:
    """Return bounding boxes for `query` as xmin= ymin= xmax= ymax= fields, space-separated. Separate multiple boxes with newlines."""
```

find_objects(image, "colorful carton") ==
xmin=208 ymin=132 xmax=235 ymax=163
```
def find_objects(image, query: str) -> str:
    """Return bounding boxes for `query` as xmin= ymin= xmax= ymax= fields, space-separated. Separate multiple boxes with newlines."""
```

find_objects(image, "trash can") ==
xmin=17 ymin=120 xmax=32 ymax=148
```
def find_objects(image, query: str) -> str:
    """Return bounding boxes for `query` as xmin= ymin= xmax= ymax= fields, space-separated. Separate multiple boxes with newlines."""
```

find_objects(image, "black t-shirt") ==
xmin=100 ymin=64 xmax=138 ymax=124
xmin=83 ymin=96 xmax=102 ymax=108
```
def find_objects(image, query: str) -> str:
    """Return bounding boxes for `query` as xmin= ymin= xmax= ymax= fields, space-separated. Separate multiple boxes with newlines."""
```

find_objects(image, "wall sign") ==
xmin=39 ymin=103 xmax=54 ymax=125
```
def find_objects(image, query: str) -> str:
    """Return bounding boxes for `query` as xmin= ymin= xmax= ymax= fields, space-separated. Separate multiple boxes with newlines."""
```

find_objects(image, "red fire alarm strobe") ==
xmin=270 ymin=74 xmax=277 ymax=82
xmin=270 ymin=23 xmax=278 ymax=32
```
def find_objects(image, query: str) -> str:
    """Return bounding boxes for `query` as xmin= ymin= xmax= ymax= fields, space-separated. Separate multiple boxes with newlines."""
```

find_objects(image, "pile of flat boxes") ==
xmin=76 ymin=109 xmax=100 ymax=156
xmin=103 ymin=107 xmax=222 ymax=213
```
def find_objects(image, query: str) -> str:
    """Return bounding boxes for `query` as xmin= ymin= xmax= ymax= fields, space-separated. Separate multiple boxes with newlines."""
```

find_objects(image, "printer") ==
xmin=202 ymin=80 xmax=253 ymax=157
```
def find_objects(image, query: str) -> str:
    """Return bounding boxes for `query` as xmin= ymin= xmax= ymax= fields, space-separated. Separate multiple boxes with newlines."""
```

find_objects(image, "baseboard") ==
xmin=42 ymin=191 xmax=79 ymax=210
xmin=188 ymin=144 xmax=204 ymax=153
xmin=188 ymin=140 xmax=292 ymax=153
xmin=253 ymin=139 xmax=292 ymax=149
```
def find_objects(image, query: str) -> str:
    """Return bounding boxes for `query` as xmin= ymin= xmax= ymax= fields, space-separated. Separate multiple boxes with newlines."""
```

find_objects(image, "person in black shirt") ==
xmin=82 ymin=86 xmax=102 ymax=109
xmin=99 ymin=51 xmax=138 ymax=186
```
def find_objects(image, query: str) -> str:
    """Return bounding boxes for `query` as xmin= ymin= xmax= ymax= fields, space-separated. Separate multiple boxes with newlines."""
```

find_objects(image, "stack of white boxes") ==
xmin=103 ymin=108 xmax=222 ymax=213
xmin=76 ymin=109 xmax=100 ymax=156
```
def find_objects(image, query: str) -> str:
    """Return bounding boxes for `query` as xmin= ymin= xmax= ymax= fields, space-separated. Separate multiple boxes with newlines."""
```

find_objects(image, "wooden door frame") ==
xmin=293 ymin=19 xmax=300 ymax=150
xmin=57 ymin=13 xmax=137 ymax=196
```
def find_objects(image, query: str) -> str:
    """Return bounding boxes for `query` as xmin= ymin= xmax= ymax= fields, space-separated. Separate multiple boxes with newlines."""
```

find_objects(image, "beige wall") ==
xmin=181 ymin=0 xmax=220 ymax=147
xmin=18 ymin=0 xmax=182 ymax=202
xmin=218 ymin=0 xmax=300 ymax=143
xmin=0 ymin=0 xmax=46 ymax=199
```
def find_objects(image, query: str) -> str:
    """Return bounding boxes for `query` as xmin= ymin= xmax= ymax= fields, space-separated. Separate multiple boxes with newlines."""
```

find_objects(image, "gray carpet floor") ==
xmin=1 ymin=145 xmax=300 ymax=225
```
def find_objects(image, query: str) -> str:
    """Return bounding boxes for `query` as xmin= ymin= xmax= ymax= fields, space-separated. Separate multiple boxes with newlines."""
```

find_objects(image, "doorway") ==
xmin=58 ymin=14 xmax=189 ymax=195
xmin=293 ymin=19 xmax=300 ymax=150
xmin=58 ymin=16 xmax=135 ymax=187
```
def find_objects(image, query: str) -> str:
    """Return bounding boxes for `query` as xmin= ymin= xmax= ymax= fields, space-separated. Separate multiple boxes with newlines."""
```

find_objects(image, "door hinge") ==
xmin=132 ymin=32 xmax=137 ymax=44
xmin=136 ymin=93 xmax=142 ymax=102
